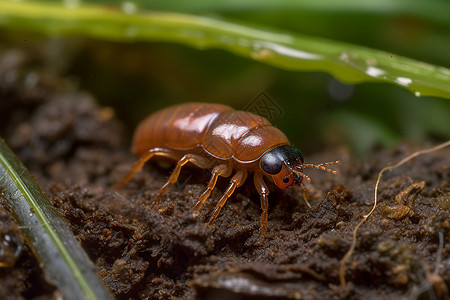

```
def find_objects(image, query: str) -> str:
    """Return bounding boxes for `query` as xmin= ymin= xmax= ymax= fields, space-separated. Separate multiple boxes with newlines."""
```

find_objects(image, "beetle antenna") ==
xmin=303 ymin=160 xmax=341 ymax=175
xmin=297 ymin=171 xmax=311 ymax=183
xmin=290 ymin=168 xmax=312 ymax=183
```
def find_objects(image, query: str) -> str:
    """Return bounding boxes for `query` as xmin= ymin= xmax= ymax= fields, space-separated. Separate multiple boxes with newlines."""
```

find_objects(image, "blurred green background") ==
xmin=1 ymin=0 xmax=449 ymax=155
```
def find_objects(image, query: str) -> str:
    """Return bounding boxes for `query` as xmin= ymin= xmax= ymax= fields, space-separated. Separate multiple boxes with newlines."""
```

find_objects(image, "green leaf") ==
xmin=0 ymin=138 xmax=112 ymax=300
xmin=0 ymin=0 xmax=449 ymax=99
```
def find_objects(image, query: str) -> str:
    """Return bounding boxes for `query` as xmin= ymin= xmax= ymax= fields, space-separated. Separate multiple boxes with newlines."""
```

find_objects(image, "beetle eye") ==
xmin=283 ymin=177 xmax=290 ymax=183
xmin=260 ymin=152 xmax=282 ymax=174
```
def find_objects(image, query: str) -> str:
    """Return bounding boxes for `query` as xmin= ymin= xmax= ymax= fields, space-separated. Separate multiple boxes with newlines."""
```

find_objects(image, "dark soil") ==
xmin=1 ymin=47 xmax=449 ymax=300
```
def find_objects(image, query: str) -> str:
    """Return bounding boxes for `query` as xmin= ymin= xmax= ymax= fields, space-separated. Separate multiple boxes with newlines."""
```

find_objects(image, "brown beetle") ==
xmin=115 ymin=103 xmax=340 ymax=242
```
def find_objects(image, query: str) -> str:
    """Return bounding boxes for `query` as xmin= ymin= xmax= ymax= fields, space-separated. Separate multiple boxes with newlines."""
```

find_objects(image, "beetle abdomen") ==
xmin=132 ymin=103 xmax=233 ymax=155
xmin=132 ymin=103 xmax=290 ymax=163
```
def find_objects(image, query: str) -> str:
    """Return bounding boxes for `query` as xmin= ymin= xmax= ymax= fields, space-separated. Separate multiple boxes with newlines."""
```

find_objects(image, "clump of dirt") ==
xmin=1 ymin=47 xmax=449 ymax=300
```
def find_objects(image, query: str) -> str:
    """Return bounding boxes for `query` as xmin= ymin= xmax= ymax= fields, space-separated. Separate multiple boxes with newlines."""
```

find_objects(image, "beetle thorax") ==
xmin=202 ymin=111 xmax=290 ymax=163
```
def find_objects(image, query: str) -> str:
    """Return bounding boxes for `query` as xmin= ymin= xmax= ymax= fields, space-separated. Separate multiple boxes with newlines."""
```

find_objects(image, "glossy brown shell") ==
xmin=132 ymin=103 xmax=290 ymax=164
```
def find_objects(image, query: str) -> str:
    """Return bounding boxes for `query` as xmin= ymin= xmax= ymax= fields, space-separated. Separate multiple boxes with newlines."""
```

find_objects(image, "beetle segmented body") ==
xmin=115 ymin=102 xmax=341 ymax=243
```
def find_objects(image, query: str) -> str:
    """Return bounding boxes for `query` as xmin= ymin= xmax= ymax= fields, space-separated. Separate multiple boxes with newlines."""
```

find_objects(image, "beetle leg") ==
xmin=113 ymin=148 xmax=174 ymax=189
xmin=209 ymin=170 xmax=247 ymax=225
xmin=193 ymin=164 xmax=231 ymax=210
xmin=254 ymin=172 xmax=270 ymax=244
xmin=151 ymin=154 xmax=211 ymax=207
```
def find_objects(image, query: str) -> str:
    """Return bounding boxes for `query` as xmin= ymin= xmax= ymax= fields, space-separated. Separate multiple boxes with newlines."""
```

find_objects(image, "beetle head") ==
xmin=259 ymin=145 xmax=341 ymax=190
xmin=260 ymin=145 xmax=308 ymax=189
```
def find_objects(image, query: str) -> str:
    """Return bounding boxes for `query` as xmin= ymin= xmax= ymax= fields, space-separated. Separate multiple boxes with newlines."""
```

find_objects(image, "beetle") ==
xmin=114 ymin=102 xmax=340 ymax=242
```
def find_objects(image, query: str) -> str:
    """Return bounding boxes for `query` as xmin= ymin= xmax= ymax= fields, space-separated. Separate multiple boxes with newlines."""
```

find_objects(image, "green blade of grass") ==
xmin=0 ymin=0 xmax=449 ymax=99
xmin=130 ymin=0 xmax=450 ymax=25
xmin=0 ymin=138 xmax=112 ymax=300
